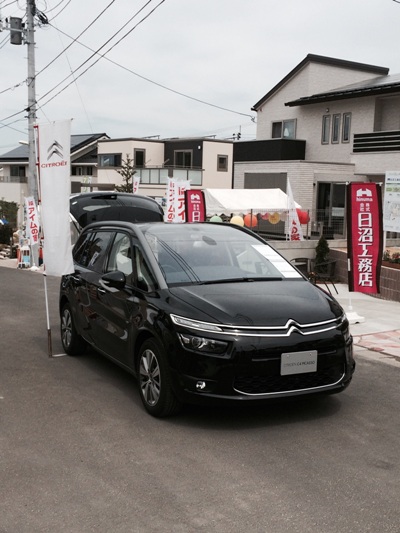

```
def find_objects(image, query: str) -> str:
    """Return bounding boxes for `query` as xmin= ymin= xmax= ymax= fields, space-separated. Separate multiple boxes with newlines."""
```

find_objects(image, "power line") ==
xmin=43 ymin=0 xmax=70 ymax=14
xmin=0 ymin=117 xmax=26 ymax=134
xmin=36 ymin=0 xmax=117 ymax=77
xmin=0 ymin=0 xmax=114 ymax=95
xmin=1 ymin=0 xmax=255 ymax=136
xmin=0 ymin=0 xmax=19 ymax=9
xmin=43 ymin=9 xmax=254 ymax=119
xmin=37 ymin=0 xmax=166 ymax=104
xmin=0 ymin=0 xmax=166 ymax=126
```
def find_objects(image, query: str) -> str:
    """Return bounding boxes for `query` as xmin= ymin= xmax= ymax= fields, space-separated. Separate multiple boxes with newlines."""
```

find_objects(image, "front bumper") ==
xmin=168 ymin=326 xmax=355 ymax=405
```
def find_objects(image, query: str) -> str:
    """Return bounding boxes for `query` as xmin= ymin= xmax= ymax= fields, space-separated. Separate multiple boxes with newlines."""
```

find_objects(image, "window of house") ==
xmin=321 ymin=115 xmax=331 ymax=144
xmin=134 ymin=149 xmax=145 ymax=167
xmin=272 ymin=119 xmax=296 ymax=139
xmin=342 ymin=113 xmax=351 ymax=143
xmin=98 ymin=154 xmax=122 ymax=167
xmin=72 ymin=166 xmax=93 ymax=176
xmin=174 ymin=150 xmax=192 ymax=168
xmin=217 ymin=155 xmax=228 ymax=172
xmin=332 ymin=114 xmax=341 ymax=143
xmin=10 ymin=165 xmax=25 ymax=177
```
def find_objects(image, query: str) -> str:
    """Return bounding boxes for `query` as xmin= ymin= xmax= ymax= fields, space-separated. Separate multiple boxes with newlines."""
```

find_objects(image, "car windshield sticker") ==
xmin=252 ymin=245 xmax=302 ymax=278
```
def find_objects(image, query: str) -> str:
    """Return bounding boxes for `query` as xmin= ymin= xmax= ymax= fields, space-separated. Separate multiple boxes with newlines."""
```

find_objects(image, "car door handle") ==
xmin=97 ymin=287 xmax=107 ymax=295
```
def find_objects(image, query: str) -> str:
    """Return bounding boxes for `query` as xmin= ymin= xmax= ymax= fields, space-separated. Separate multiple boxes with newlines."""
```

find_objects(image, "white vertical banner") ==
xmin=165 ymin=178 xmax=191 ymax=223
xmin=133 ymin=175 xmax=141 ymax=194
xmin=287 ymin=178 xmax=304 ymax=241
xmin=24 ymin=196 xmax=40 ymax=246
xmin=37 ymin=119 xmax=74 ymax=276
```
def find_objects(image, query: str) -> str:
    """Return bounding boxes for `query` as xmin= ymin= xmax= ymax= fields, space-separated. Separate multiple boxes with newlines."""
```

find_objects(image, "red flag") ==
xmin=185 ymin=190 xmax=206 ymax=222
xmin=347 ymin=183 xmax=383 ymax=293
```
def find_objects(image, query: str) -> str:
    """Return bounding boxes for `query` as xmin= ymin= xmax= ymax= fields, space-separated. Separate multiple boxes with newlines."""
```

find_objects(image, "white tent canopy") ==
xmin=203 ymin=188 xmax=301 ymax=216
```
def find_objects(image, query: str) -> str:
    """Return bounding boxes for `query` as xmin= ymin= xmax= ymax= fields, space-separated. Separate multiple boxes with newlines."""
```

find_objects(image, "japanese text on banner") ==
xmin=347 ymin=183 xmax=382 ymax=294
xmin=165 ymin=178 xmax=191 ymax=223
xmin=25 ymin=196 xmax=40 ymax=245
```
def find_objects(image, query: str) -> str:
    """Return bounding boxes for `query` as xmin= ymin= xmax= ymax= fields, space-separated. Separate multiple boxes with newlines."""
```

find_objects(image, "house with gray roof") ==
xmin=0 ymin=133 xmax=109 ymax=225
xmin=233 ymin=54 xmax=400 ymax=238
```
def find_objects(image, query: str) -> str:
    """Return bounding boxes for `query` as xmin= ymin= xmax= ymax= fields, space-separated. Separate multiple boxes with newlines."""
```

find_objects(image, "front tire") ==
xmin=137 ymin=338 xmax=181 ymax=417
xmin=60 ymin=302 xmax=87 ymax=355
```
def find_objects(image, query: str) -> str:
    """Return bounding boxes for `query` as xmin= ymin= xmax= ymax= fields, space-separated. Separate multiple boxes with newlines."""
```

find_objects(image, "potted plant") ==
xmin=382 ymin=249 xmax=400 ymax=270
xmin=309 ymin=235 xmax=333 ymax=285
xmin=315 ymin=235 xmax=330 ymax=265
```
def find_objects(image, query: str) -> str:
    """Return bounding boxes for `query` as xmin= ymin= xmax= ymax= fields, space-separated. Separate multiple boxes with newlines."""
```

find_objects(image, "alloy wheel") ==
xmin=139 ymin=349 xmax=161 ymax=406
xmin=61 ymin=308 xmax=72 ymax=349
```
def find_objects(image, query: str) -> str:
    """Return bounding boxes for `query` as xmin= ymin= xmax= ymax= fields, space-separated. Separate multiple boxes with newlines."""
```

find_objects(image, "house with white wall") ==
xmin=96 ymin=137 xmax=234 ymax=203
xmin=0 ymin=132 xmax=234 ymax=227
xmin=234 ymin=54 xmax=400 ymax=238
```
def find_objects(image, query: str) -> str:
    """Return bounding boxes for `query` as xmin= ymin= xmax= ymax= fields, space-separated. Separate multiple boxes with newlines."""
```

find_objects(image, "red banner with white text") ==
xmin=347 ymin=183 xmax=383 ymax=293
xmin=185 ymin=190 xmax=206 ymax=222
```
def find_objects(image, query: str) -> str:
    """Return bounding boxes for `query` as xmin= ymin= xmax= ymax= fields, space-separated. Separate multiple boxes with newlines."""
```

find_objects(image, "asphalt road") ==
xmin=0 ymin=268 xmax=399 ymax=533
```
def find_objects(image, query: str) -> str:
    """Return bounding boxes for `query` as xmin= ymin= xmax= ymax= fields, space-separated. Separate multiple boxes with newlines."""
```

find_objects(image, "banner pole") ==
xmin=43 ymin=272 xmax=53 ymax=357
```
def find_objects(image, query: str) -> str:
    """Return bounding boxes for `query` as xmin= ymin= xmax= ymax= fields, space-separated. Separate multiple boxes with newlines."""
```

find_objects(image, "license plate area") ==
xmin=281 ymin=350 xmax=318 ymax=375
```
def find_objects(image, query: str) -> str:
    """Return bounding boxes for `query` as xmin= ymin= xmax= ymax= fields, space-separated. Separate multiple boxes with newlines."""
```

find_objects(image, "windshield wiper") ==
xmin=198 ymin=277 xmax=283 ymax=285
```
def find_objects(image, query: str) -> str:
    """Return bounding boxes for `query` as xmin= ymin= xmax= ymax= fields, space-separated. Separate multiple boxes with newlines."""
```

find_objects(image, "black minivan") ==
xmin=69 ymin=192 xmax=164 ymax=243
xmin=60 ymin=220 xmax=355 ymax=418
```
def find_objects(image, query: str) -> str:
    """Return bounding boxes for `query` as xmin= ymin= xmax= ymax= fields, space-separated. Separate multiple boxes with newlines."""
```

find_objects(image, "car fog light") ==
xmin=196 ymin=381 xmax=206 ymax=391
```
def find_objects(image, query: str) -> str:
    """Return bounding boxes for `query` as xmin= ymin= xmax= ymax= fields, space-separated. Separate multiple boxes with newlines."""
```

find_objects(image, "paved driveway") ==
xmin=1 ymin=267 xmax=399 ymax=533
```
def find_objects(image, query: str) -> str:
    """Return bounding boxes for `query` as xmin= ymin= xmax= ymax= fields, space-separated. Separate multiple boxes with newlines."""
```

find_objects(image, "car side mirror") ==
xmin=101 ymin=270 xmax=126 ymax=291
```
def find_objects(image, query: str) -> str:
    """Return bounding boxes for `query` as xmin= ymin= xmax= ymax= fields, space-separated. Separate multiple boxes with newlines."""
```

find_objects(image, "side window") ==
xmin=85 ymin=231 xmax=114 ymax=272
xmin=272 ymin=119 xmax=296 ymax=139
xmin=107 ymin=232 xmax=133 ymax=284
xmin=272 ymin=122 xmax=282 ymax=138
xmin=217 ymin=155 xmax=228 ymax=172
xmin=98 ymin=154 xmax=122 ymax=167
xmin=322 ymin=115 xmax=330 ymax=144
xmin=133 ymin=245 xmax=157 ymax=292
xmin=332 ymin=114 xmax=341 ymax=143
xmin=342 ymin=113 xmax=351 ymax=142
xmin=73 ymin=231 xmax=93 ymax=267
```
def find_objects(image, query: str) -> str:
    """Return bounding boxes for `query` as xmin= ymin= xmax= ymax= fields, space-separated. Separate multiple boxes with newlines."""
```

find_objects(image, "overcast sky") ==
xmin=1 ymin=0 xmax=400 ymax=153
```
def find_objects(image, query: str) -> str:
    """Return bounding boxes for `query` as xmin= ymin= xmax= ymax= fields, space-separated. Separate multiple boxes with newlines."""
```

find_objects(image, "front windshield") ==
xmin=143 ymin=223 xmax=302 ymax=286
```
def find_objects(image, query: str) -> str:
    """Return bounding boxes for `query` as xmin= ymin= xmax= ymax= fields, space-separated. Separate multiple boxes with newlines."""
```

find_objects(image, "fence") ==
xmin=245 ymin=209 xmax=344 ymax=240
xmin=248 ymin=209 xmax=399 ymax=241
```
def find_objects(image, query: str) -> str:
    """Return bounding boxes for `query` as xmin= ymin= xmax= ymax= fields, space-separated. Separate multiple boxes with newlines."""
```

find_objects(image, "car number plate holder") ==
xmin=281 ymin=350 xmax=318 ymax=375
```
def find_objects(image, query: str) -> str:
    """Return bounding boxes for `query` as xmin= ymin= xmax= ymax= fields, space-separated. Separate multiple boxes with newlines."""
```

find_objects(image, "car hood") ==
xmin=168 ymin=280 xmax=343 ymax=327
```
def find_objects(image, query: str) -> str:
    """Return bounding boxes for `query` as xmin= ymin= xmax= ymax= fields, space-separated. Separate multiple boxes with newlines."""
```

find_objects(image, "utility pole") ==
xmin=1 ymin=1 xmax=41 ymax=266
xmin=2 ymin=1 xmax=38 ymax=203
xmin=26 ymin=0 xmax=38 ymax=205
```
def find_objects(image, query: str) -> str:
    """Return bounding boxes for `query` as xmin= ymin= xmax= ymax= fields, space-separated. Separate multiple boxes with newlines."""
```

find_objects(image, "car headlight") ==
xmin=171 ymin=314 xmax=223 ymax=333
xmin=178 ymin=333 xmax=228 ymax=355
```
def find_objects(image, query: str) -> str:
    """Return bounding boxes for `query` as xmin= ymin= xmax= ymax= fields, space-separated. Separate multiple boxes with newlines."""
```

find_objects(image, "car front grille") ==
xmin=233 ymin=362 xmax=345 ymax=395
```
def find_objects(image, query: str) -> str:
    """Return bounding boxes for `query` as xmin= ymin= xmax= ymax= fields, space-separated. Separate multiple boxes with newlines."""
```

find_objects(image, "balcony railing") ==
xmin=0 ymin=175 xmax=27 ymax=183
xmin=135 ymin=166 xmax=203 ymax=186
xmin=353 ymin=130 xmax=400 ymax=153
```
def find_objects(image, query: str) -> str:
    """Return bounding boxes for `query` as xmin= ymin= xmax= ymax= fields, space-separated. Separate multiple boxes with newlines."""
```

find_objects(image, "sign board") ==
xmin=347 ymin=183 xmax=383 ymax=293
xmin=165 ymin=178 xmax=191 ymax=223
xmin=185 ymin=190 xmax=206 ymax=222
xmin=383 ymin=171 xmax=400 ymax=233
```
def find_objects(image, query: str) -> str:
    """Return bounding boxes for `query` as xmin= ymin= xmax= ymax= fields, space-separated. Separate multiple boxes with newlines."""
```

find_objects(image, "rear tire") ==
xmin=137 ymin=338 xmax=181 ymax=417
xmin=60 ymin=302 xmax=87 ymax=355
